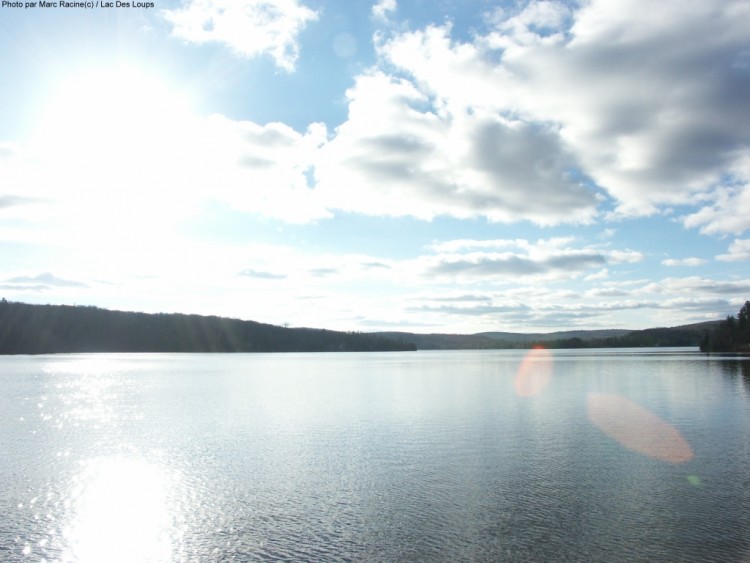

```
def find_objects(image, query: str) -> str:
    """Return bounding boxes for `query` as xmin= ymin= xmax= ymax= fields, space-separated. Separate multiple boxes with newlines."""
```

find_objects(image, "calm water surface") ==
xmin=1 ymin=349 xmax=749 ymax=561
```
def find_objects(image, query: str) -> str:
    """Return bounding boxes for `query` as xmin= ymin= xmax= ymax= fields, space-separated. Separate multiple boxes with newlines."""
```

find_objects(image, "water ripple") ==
xmin=1 ymin=352 xmax=749 ymax=561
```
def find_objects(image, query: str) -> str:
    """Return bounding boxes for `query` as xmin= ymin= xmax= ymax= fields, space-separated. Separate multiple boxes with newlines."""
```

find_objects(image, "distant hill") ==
xmin=476 ymin=329 xmax=632 ymax=343
xmin=372 ymin=332 xmax=508 ymax=350
xmin=0 ymin=301 xmax=416 ymax=354
xmin=377 ymin=323 xmax=719 ymax=350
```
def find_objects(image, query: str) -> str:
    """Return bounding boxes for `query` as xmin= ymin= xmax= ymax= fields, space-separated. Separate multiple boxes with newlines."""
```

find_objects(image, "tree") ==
xmin=738 ymin=301 xmax=750 ymax=343
xmin=701 ymin=301 xmax=750 ymax=353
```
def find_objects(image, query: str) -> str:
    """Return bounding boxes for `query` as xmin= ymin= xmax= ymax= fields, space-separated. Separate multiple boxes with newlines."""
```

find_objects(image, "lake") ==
xmin=1 ymin=349 xmax=749 ymax=561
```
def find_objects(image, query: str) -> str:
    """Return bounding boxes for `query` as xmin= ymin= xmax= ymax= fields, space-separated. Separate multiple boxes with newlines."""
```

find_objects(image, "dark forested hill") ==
xmin=0 ymin=301 xmax=416 ymax=354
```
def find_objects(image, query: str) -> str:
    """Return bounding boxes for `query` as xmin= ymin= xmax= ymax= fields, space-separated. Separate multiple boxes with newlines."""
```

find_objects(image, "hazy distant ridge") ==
xmin=376 ymin=324 xmax=717 ymax=350
xmin=476 ymin=329 xmax=632 ymax=343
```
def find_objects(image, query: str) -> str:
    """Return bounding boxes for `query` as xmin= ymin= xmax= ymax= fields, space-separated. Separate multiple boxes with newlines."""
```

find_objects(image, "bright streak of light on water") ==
xmin=63 ymin=456 xmax=179 ymax=563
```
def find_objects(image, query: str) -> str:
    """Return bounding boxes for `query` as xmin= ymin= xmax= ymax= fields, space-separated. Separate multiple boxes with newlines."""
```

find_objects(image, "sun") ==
xmin=24 ymin=62 xmax=204 ymax=271
xmin=33 ymin=63 xmax=194 ymax=170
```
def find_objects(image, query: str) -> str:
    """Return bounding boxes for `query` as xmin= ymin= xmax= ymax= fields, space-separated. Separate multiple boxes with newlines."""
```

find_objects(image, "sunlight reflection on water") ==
xmin=63 ymin=456 xmax=179 ymax=563
xmin=43 ymin=357 xmax=125 ymax=377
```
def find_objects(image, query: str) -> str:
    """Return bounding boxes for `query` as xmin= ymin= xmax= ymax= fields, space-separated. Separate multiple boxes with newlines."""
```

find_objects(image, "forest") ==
xmin=700 ymin=301 xmax=750 ymax=353
xmin=0 ymin=300 xmax=416 ymax=354
xmin=2 ymin=299 xmax=743 ymax=355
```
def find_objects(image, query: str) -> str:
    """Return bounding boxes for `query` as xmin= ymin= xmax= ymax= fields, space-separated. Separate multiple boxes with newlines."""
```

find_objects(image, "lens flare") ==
xmin=514 ymin=346 xmax=553 ymax=397
xmin=686 ymin=475 xmax=702 ymax=487
xmin=587 ymin=393 xmax=694 ymax=464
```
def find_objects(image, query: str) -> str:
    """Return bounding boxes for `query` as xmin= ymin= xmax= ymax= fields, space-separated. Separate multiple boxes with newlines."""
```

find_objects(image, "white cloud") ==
xmin=162 ymin=0 xmax=318 ymax=71
xmin=488 ymin=1 xmax=571 ymax=47
xmin=411 ymin=270 xmax=750 ymax=330
xmin=642 ymin=276 xmax=750 ymax=296
xmin=429 ymin=237 xmax=572 ymax=253
xmin=423 ymin=251 xmax=606 ymax=279
xmin=584 ymin=268 xmax=609 ymax=281
xmin=199 ymin=115 xmax=330 ymax=223
xmin=661 ymin=257 xmax=708 ymax=267
xmin=198 ymin=245 xmax=746 ymax=331
xmin=717 ymin=239 xmax=750 ymax=262
xmin=314 ymin=71 xmax=597 ymax=225
xmin=607 ymin=250 xmax=645 ymax=264
xmin=410 ymin=238 xmax=647 ymax=283
xmin=239 ymin=268 xmax=287 ymax=280
xmin=197 ymin=237 xmax=735 ymax=332
xmin=1 ymin=272 xmax=88 ymax=291
xmin=683 ymin=181 xmax=750 ymax=235
xmin=372 ymin=0 xmax=396 ymax=22
xmin=192 ymin=239 xmax=614 ymax=331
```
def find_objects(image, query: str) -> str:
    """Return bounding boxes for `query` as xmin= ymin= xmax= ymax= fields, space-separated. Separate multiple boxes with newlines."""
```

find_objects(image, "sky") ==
xmin=1 ymin=0 xmax=749 ymax=334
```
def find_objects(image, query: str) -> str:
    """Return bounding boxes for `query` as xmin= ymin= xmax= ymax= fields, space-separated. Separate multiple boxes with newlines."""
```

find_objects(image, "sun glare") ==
xmin=64 ymin=456 xmax=179 ymax=563
xmin=34 ymin=64 xmax=194 ymax=169
xmin=26 ymin=62 xmax=204 ymax=267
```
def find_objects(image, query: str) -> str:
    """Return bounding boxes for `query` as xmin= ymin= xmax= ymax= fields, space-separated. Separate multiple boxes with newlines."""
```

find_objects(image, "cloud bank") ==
xmin=369 ymin=0 xmax=750 ymax=226
xmin=7 ymin=0 xmax=750 ymax=233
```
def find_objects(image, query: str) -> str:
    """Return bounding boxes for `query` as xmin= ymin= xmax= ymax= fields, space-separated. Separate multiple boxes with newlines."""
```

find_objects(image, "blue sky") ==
xmin=1 ymin=0 xmax=749 ymax=333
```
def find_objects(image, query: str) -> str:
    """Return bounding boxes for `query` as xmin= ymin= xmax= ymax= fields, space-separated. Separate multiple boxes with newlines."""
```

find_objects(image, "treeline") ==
xmin=537 ymin=327 xmax=708 ymax=349
xmin=379 ymin=325 xmax=711 ymax=350
xmin=0 ymin=300 xmax=416 ymax=354
xmin=700 ymin=301 xmax=750 ymax=353
xmin=374 ymin=332 xmax=507 ymax=350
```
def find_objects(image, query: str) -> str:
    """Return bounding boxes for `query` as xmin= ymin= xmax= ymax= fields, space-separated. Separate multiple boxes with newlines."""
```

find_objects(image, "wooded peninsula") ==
xmin=0 ymin=300 xmax=416 ymax=354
